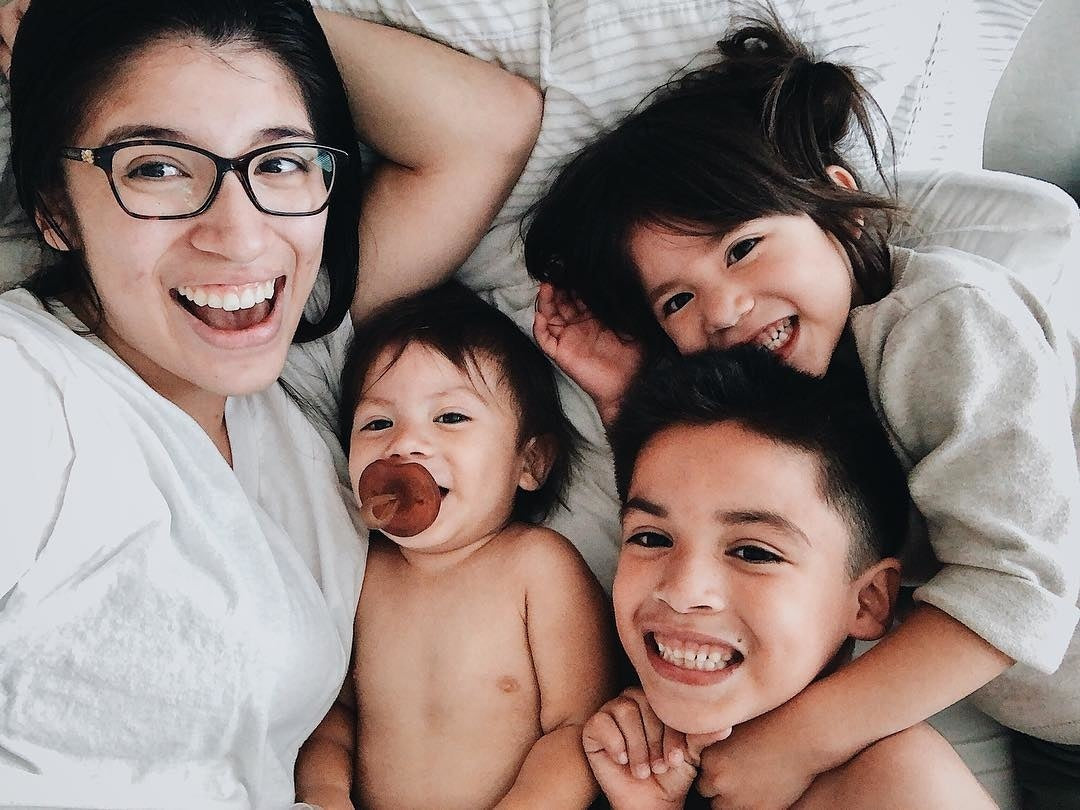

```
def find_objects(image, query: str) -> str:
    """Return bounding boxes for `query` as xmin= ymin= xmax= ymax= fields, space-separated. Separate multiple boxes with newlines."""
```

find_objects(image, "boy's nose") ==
xmin=654 ymin=548 xmax=727 ymax=613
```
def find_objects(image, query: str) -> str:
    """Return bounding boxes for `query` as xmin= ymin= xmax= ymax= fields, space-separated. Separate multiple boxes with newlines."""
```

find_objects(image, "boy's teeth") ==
xmin=177 ymin=279 xmax=276 ymax=311
xmin=755 ymin=316 xmax=794 ymax=351
xmin=655 ymin=637 xmax=737 ymax=672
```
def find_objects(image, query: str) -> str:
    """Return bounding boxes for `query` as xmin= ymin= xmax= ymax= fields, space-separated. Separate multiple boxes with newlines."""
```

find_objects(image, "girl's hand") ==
xmin=582 ymin=687 xmax=697 ymax=810
xmin=533 ymin=282 xmax=645 ymax=427
xmin=0 ymin=0 xmax=28 ymax=77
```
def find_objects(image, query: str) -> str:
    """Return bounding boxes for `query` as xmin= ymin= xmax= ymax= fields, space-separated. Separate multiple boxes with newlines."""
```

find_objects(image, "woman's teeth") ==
xmin=655 ymin=638 xmax=738 ymax=671
xmin=176 ymin=279 xmax=277 ymax=311
xmin=755 ymin=316 xmax=795 ymax=352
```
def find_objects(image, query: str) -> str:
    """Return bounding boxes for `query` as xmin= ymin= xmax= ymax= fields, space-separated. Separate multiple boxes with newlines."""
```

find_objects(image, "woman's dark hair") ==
xmin=340 ymin=281 xmax=581 ymax=524
xmin=10 ymin=0 xmax=362 ymax=342
xmin=524 ymin=10 xmax=899 ymax=355
xmin=610 ymin=346 xmax=909 ymax=576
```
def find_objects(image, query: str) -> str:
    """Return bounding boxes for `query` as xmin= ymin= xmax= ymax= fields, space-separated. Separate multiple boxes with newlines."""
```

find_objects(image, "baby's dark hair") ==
xmin=524 ymin=9 xmax=899 ymax=355
xmin=340 ymin=281 xmax=580 ymax=524
xmin=609 ymin=347 xmax=908 ymax=575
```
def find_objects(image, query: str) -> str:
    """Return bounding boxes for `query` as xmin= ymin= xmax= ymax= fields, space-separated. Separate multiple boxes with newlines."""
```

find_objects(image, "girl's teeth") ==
xmin=756 ymin=316 xmax=794 ymax=351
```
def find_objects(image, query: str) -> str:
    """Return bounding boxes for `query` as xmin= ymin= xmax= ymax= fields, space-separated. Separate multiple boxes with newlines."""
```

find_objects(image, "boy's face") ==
xmin=348 ymin=342 xmax=535 ymax=553
xmin=614 ymin=421 xmax=864 ymax=735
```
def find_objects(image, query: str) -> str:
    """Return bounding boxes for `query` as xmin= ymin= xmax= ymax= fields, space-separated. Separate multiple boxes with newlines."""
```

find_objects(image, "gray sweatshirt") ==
xmin=850 ymin=245 xmax=1080 ymax=744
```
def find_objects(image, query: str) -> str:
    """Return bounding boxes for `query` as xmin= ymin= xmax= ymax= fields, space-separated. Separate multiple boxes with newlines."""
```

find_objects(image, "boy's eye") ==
xmin=661 ymin=292 xmax=693 ymax=316
xmin=727 ymin=236 xmax=761 ymax=265
xmin=730 ymin=544 xmax=782 ymax=564
xmin=360 ymin=417 xmax=392 ymax=431
xmin=625 ymin=531 xmax=672 ymax=548
xmin=434 ymin=412 xmax=470 ymax=425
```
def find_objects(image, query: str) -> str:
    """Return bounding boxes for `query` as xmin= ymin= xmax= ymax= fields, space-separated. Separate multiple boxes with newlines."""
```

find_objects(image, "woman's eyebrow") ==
xmin=97 ymin=124 xmax=316 ymax=146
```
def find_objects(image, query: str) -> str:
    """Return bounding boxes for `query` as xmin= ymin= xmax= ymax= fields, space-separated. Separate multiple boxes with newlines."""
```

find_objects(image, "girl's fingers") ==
xmin=582 ymin=711 xmax=629 ymax=765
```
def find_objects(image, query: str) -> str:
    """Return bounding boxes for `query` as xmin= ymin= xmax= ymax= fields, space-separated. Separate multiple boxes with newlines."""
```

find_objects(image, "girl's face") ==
xmin=627 ymin=213 xmax=856 ymax=376
xmin=49 ymin=40 xmax=328 ymax=399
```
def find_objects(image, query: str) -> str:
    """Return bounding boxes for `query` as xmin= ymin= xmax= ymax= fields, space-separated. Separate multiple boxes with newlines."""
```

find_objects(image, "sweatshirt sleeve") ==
xmin=872 ymin=280 xmax=1080 ymax=674
xmin=0 ymin=336 xmax=74 ymax=599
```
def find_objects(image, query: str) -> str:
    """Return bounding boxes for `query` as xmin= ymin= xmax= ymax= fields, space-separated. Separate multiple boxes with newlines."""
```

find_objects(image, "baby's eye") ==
xmin=359 ymin=417 xmax=392 ymax=431
xmin=661 ymin=292 xmax=693 ymax=317
xmin=434 ymin=412 xmax=470 ymax=425
xmin=625 ymin=531 xmax=672 ymax=548
xmin=730 ymin=544 xmax=782 ymax=564
xmin=727 ymin=236 xmax=761 ymax=265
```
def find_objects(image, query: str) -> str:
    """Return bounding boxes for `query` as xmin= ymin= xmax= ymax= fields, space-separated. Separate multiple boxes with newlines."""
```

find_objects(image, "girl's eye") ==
xmin=730 ymin=544 xmax=783 ymax=564
xmin=727 ymin=237 xmax=761 ymax=265
xmin=434 ymin=412 xmax=470 ymax=425
xmin=625 ymin=531 xmax=672 ymax=548
xmin=126 ymin=160 xmax=185 ymax=180
xmin=661 ymin=292 xmax=693 ymax=317
xmin=360 ymin=418 xmax=392 ymax=431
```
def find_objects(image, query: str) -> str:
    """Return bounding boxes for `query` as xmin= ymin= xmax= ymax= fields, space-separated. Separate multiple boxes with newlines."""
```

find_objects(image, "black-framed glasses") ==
xmin=60 ymin=139 xmax=349 ymax=220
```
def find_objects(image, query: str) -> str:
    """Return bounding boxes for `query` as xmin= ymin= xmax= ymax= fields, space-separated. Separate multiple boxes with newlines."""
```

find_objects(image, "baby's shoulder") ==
xmin=495 ymin=523 xmax=593 ymax=580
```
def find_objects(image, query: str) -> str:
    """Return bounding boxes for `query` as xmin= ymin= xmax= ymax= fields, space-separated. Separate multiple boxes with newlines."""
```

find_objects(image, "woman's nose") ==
xmin=187 ymin=172 xmax=269 ymax=264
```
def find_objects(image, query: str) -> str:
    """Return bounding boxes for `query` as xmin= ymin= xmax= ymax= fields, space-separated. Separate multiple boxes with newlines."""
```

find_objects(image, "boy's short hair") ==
xmin=340 ymin=280 xmax=580 ymax=523
xmin=609 ymin=347 xmax=909 ymax=575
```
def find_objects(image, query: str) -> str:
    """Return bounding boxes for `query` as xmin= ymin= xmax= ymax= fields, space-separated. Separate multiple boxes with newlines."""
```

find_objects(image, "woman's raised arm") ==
xmin=315 ymin=10 xmax=543 ymax=321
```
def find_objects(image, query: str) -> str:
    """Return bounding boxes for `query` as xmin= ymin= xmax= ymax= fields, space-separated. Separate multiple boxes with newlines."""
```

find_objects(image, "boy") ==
xmin=585 ymin=348 xmax=995 ymax=808
xmin=296 ymin=283 xmax=617 ymax=810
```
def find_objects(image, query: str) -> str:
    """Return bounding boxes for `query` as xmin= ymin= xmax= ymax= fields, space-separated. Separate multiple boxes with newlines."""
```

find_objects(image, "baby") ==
xmin=296 ymin=282 xmax=616 ymax=810
xmin=586 ymin=348 xmax=996 ymax=808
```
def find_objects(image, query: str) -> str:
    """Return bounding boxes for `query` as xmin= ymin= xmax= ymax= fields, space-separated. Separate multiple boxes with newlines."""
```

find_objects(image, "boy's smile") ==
xmin=613 ymin=420 xmax=865 ymax=735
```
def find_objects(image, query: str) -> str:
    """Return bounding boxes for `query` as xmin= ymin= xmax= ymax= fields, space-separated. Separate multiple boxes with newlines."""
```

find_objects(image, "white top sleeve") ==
xmin=854 ymin=247 xmax=1080 ymax=674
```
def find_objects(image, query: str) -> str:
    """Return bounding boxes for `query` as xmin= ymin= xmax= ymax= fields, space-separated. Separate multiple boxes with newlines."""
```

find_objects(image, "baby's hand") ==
xmin=0 ymin=0 xmax=29 ymax=77
xmin=582 ymin=687 xmax=696 ymax=810
xmin=533 ymin=282 xmax=644 ymax=426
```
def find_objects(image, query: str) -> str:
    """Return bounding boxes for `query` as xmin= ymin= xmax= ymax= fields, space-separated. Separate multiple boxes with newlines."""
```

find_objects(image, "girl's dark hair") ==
xmin=524 ymin=10 xmax=898 ymax=354
xmin=10 ymin=0 xmax=362 ymax=343
xmin=610 ymin=346 xmax=909 ymax=576
xmin=340 ymin=281 xmax=581 ymax=524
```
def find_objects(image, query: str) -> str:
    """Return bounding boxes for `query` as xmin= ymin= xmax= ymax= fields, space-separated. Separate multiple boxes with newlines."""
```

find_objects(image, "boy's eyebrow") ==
xmin=621 ymin=496 xmax=667 ymax=519
xmin=719 ymin=510 xmax=812 ymax=547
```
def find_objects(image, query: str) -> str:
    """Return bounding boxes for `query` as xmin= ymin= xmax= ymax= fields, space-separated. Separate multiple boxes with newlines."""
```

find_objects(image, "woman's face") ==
xmin=51 ymin=40 xmax=328 ymax=398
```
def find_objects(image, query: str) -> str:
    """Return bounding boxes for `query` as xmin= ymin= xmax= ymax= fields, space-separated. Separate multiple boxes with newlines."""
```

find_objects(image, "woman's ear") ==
xmin=825 ymin=164 xmax=859 ymax=191
xmin=518 ymin=435 xmax=556 ymax=492
xmin=35 ymin=196 xmax=77 ymax=252
xmin=847 ymin=557 xmax=901 ymax=641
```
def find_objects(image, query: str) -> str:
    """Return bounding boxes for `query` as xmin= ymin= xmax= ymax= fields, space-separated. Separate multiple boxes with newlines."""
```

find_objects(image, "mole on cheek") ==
xmin=497 ymin=676 xmax=519 ymax=694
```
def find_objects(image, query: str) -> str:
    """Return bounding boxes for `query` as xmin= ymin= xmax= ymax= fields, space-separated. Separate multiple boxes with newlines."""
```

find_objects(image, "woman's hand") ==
xmin=533 ymin=282 xmax=645 ymax=427
xmin=0 ymin=0 xmax=29 ymax=76
xmin=582 ymin=687 xmax=697 ymax=810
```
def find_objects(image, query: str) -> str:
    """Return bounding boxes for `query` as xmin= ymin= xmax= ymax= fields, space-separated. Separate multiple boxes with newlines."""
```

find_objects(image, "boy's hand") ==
xmin=695 ymin=705 xmax=817 ymax=809
xmin=533 ymin=282 xmax=644 ymax=426
xmin=0 ymin=0 xmax=28 ymax=77
xmin=582 ymin=687 xmax=697 ymax=810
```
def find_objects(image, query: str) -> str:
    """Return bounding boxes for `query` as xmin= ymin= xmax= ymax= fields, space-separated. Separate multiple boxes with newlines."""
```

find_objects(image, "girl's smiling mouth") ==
xmin=752 ymin=315 xmax=797 ymax=356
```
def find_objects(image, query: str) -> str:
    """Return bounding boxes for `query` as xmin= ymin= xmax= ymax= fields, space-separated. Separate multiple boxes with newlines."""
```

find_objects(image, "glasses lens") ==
xmin=247 ymin=145 xmax=337 ymax=215
xmin=109 ymin=144 xmax=217 ymax=217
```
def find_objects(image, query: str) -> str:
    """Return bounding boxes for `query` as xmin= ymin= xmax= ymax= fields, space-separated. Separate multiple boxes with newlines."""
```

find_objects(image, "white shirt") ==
xmin=0 ymin=289 xmax=366 ymax=809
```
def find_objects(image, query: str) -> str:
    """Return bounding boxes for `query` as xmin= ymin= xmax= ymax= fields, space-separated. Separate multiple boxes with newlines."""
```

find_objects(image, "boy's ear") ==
xmin=847 ymin=557 xmax=901 ymax=641
xmin=518 ymin=435 xmax=556 ymax=492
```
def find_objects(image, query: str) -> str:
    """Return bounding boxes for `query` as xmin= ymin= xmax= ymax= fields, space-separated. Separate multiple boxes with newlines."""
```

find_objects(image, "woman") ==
xmin=0 ymin=1 xmax=541 ymax=807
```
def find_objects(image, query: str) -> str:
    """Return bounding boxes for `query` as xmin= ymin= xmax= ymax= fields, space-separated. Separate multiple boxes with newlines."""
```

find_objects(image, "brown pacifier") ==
xmin=356 ymin=459 xmax=442 ymax=537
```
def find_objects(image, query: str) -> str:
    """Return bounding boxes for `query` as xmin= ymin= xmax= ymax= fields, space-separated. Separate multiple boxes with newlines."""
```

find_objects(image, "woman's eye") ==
xmin=730 ymin=544 xmax=782 ymax=564
xmin=625 ymin=531 xmax=672 ymax=548
xmin=256 ymin=155 xmax=307 ymax=175
xmin=727 ymin=237 xmax=760 ymax=265
xmin=126 ymin=160 xmax=185 ymax=180
xmin=434 ymin=412 xmax=470 ymax=425
xmin=360 ymin=418 xmax=392 ymax=431
xmin=661 ymin=292 xmax=693 ymax=316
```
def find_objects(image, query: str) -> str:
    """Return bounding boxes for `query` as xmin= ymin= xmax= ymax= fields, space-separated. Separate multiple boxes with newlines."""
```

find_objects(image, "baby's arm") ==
xmin=495 ymin=528 xmax=619 ymax=809
xmin=295 ymin=676 xmax=358 ymax=810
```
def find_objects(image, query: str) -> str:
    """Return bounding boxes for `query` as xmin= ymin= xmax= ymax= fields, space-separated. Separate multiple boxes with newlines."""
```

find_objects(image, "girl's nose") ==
xmin=703 ymin=285 xmax=754 ymax=346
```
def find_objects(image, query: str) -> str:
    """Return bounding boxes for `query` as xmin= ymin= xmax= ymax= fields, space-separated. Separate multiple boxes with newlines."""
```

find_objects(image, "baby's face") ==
xmin=614 ymin=421 xmax=861 ymax=735
xmin=348 ymin=342 xmax=530 ymax=553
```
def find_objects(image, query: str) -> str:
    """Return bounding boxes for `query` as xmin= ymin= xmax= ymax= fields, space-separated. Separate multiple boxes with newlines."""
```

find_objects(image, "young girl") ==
xmin=524 ymin=13 xmax=1080 ymax=809
xmin=296 ymin=282 xmax=617 ymax=810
